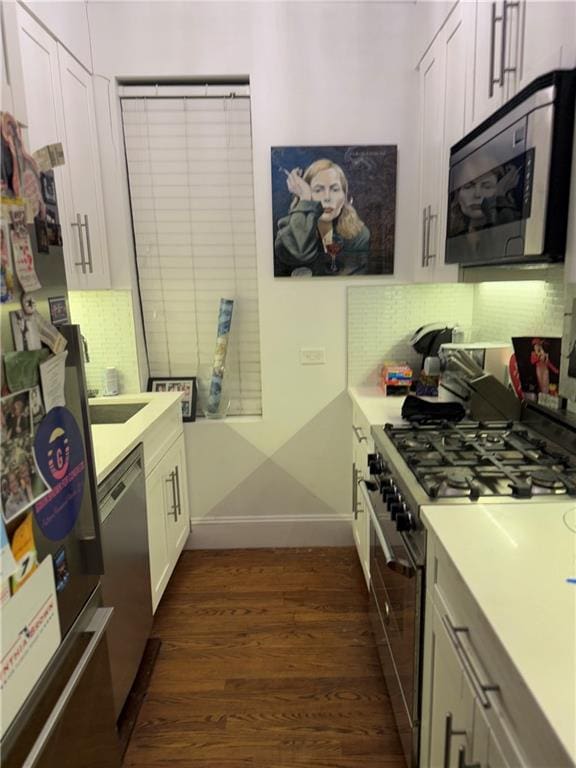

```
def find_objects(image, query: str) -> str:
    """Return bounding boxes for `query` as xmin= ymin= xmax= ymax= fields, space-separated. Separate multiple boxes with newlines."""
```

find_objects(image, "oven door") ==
xmin=360 ymin=481 xmax=424 ymax=768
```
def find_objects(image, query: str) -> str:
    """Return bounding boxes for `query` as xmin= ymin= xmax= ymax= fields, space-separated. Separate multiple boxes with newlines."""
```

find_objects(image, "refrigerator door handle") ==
xmin=22 ymin=608 xmax=114 ymax=768
xmin=71 ymin=213 xmax=87 ymax=273
xmin=82 ymin=215 xmax=94 ymax=274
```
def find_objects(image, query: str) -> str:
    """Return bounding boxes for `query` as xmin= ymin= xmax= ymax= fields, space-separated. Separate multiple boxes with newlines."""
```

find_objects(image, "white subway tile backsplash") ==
xmin=348 ymin=284 xmax=475 ymax=386
xmin=471 ymin=277 xmax=565 ymax=342
xmin=348 ymin=276 xmax=566 ymax=387
xmin=68 ymin=291 xmax=141 ymax=396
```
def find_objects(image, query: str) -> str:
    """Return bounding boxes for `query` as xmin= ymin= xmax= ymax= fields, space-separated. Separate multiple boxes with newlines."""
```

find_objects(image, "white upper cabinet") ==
xmin=15 ymin=4 xmax=110 ymax=290
xmin=20 ymin=1 xmax=92 ymax=72
xmin=469 ymin=0 xmax=576 ymax=132
xmin=56 ymin=46 xmax=109 ymax=289
xmin=416 ymin=3 xmax=470 ymax=283
xmin=516 ymin=0 xmax=576 ymax=92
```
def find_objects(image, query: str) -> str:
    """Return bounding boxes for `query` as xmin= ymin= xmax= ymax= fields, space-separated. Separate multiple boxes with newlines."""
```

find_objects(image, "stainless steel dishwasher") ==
xmin=98 ymin=444 xmax=152 ymax=720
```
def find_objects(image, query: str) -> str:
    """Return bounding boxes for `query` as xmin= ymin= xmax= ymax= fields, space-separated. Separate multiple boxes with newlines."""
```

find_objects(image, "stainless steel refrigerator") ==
xmin=0 ymin=113 xmax=120 ymax=767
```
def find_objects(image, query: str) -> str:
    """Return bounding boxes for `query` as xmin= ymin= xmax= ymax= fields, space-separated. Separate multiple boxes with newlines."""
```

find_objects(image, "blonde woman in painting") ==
xmin=274 ymin=159 xmax=370 ymax=277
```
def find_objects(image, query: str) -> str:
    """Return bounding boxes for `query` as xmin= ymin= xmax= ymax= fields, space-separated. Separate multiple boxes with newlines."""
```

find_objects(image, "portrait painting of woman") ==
xmin=271 ymin=145 xmax=397 ymax=278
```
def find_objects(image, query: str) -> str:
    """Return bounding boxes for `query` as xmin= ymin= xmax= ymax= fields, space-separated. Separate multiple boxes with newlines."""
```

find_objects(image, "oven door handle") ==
xmin=359 ymin=480 xmax=416 ymax=579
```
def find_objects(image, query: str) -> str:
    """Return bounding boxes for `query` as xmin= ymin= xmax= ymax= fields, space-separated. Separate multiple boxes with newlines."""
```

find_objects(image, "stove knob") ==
xmin=396 ymin=511 xmax=412 ymax=532
xmin=368 ymin=456 xmax=384 ymax=475
xmin=385 ymin=493 xmax=396 ymax=510
xmin=390 ymin=501 xmax=402 ymax=521
xmin=380 ymin=478 xmax=393 ymax=494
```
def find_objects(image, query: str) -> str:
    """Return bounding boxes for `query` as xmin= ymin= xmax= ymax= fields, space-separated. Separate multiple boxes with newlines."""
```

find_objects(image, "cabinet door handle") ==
xmin=443 ymin=615 xmax=500 ymax=708
xmin=82 ymin=215 xmax=94 ymax=274
xmin=352 ymin=425 xmax=367 ymax=443
xmin=489 ymin=2 xmax=499 ymax=98
xmin=426 ymin=204 xmax=437 ymax=262
xmin=501 ymin=0 xmax=520 ymax=85
xmin=421 ymin=206 xmax=428 ymax=267
xmin=443 ymin=712 xmax=467 ymax=768
xmin=458 ymin=746 xmax=481 ymax=768
xmin=352 ymin=465 xmax=363 ymax=520
xmin=71 ymin=213 xmax=87 ymax=273
xmin=165 ymin=471 xmax=178 ymax=520
xmin=174 ymin=464 xmax=181 ymax=517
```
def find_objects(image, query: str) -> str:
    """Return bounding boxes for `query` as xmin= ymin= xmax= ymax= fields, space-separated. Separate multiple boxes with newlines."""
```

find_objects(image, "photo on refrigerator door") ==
xmin=1 ymin=390 xmax=49 ymax=523
xmin=271 ymin=145 xmax=397 ymax=277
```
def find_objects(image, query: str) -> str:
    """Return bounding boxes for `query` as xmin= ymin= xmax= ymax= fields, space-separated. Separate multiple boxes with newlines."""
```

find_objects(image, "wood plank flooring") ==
xmin=123 ymin=548 xmax=405 ymax=768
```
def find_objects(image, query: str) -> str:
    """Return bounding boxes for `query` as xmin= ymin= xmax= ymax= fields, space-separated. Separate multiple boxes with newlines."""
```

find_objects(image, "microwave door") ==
xmin=446 ymin=116 xmax=531 ymax=266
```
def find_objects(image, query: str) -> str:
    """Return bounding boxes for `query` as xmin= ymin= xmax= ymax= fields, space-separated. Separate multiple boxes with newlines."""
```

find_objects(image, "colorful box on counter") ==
xmin=380 ymin=363 xmax=413 ymax=395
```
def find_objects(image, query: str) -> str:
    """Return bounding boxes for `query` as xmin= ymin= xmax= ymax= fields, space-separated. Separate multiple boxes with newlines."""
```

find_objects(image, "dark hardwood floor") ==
xmin=123 ymin=547 xmax=405 ymax=767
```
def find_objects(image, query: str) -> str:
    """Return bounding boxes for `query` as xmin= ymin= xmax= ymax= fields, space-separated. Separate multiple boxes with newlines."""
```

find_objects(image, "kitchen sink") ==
xmin=89 ymin=403 xmax=147 ymax=424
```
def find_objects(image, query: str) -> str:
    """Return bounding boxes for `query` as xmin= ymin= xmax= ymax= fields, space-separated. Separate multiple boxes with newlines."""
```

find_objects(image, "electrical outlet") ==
xmin=300 ymin=348 xmax=326 ymax=365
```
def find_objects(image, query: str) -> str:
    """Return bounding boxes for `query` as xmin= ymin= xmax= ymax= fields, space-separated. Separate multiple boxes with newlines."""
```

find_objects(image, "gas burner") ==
xmin=476 ymin=433 xmax=507 ymax=449
xmin=401 ymin=437 xmax=432 ymax=450
xmin=446 ymin=470 xmax=475 ymax=489
xmin=530 ymin=470 xmax=565 ymax=491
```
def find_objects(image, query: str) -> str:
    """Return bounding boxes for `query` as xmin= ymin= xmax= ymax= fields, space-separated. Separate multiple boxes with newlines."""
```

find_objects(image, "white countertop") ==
xmin=348 ymin=385 xmax=411 ymax=425
xmin=422 ymin=501 xmax=576 ymax=763
xmin=89 ymin=392 xmax=182 ymax=483
xmin=349 ymin=386 xmax=576 ymax=759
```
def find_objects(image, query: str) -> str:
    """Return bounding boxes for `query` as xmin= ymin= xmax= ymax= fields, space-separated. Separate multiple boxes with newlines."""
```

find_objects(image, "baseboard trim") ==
xmin=185 ymin=516 xmax=353 ymax=549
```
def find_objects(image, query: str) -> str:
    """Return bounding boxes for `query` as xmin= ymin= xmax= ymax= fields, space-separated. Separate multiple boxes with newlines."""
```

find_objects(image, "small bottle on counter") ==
xmin=103 ymin=367 xmax=119 ymax=396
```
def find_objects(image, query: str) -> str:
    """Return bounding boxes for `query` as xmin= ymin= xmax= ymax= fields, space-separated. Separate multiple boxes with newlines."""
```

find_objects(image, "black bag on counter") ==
xmin=401 ymin=395 xmax=466 ymax=424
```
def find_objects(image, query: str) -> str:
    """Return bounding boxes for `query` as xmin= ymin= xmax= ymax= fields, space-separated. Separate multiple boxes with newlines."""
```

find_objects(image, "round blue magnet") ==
xmin=34 ymin=407 xmax=85 ymax=541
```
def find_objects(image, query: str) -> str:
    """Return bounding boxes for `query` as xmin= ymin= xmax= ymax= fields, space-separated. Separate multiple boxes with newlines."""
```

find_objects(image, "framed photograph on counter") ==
xmin=147 ymin=377 xmax=197 ymax=422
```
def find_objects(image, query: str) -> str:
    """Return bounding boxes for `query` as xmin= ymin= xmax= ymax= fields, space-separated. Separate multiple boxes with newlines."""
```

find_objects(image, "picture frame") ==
xmin=147 ymin=377 xmax=197 ymax=422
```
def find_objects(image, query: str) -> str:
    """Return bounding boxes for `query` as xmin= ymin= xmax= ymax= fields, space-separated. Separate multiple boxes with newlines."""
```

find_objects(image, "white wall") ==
xmin=87 ymin=0 xmax=428 ymax=546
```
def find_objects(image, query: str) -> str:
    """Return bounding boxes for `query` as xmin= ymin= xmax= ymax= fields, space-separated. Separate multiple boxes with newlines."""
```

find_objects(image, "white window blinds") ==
xmin=120 ymin=85 xmax=261 ymax=416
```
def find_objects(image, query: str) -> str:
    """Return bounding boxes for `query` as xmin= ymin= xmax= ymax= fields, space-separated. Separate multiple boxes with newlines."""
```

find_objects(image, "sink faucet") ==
xmin=81 ymin=334 xmax=90 ymax=363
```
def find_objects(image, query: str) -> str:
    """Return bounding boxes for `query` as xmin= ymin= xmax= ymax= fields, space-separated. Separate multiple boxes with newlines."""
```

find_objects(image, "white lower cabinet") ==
xmin=421 ymin=530 xmax=566 ymax=768
xmin=146 ymin=433 xmax=190 ymax=613
xmin=351 ymin=404 xmax=373 ymax=588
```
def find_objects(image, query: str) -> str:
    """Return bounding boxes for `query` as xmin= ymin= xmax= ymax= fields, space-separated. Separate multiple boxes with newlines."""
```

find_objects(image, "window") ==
xmin=120 ymin=84 xmax=261 ymax=416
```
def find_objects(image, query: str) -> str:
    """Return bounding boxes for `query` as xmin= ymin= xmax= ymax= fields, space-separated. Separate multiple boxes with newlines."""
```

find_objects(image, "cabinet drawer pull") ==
xmin=443 ymin=712 xmax=466 ymax=768
xmin=82 ymin=215 xmax=93 ymax=274
xmin=352 ymin=425 xmax=367 ymax=443
xmin=443 ymin=615 xmax=500 ymax=708
xmin=71 ymin=213 xmax=86 ymax=273
xmin=458 ymin=745 xmax=481 ymax=768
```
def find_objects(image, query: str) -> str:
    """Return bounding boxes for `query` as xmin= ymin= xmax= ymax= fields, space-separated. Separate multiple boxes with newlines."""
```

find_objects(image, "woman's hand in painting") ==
xmin=284 ymin=168 xmax=312 ymax=201
xmin=496 ymin=165 xmax=520 ymax=197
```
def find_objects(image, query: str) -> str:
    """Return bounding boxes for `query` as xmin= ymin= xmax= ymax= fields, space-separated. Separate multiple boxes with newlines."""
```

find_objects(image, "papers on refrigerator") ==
xmin=9 ymin=207 xmax=41 ymax=292
xmin=39 ymin=351 xmax=68 ymax=412
xmin=0 ymin=555 xmax=61 ymax=735
xmin=0 ymin=517 xmax=17 ymax=579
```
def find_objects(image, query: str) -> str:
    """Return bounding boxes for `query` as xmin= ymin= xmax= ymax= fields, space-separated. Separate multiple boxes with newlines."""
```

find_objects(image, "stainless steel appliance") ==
xmin=446 ymin=69 xmax=576 ymax=267
xmin=1 ymin=113 xmax=120 ymax=765
xmin=98 ymin=444 xmax=152 ymax=719
xmin=363 ymin=402 xmax=576 ymax=768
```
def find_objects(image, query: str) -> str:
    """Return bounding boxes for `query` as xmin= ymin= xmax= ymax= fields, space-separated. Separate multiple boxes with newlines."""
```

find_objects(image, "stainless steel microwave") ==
xmin=446 ymin=70 xmax=576 ymax=267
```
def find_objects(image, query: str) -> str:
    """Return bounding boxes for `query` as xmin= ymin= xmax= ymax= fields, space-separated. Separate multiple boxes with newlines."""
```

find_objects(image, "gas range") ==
xmin=369 ymin=406 xmax=576 ymax=533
